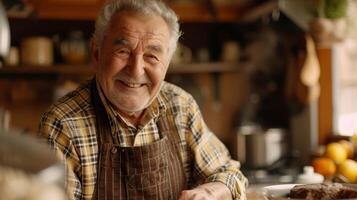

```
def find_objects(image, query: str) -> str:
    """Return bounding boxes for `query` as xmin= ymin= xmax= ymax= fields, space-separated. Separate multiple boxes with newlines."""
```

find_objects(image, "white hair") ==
xmin=94 ymin=0 xmax=182 ymax=58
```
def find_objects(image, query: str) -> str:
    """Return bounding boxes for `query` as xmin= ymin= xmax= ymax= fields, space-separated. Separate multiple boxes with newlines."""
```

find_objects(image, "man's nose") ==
xmin=126 ymin=54 xmax=145 ymax=78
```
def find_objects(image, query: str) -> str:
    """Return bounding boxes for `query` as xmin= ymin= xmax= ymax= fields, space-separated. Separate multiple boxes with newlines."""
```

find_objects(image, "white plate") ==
xmin=262 ymin=183 xmax=357 ymax=199
xmin=263 ymin=184 xmax=300 ymax=198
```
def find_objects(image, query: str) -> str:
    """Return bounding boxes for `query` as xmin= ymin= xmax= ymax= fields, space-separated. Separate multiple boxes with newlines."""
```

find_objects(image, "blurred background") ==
xmin=1 ymin=0 xmax=357 ymax=198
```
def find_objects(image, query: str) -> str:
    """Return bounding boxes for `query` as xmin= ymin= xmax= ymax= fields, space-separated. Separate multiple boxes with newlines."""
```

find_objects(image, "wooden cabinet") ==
xmin=168 ymin=2 xmax=251 ymax=23
xmin=32 ymin=0 xmax=258 ymax=22
xmin=33 ymin=0 xmax=105 ymax=20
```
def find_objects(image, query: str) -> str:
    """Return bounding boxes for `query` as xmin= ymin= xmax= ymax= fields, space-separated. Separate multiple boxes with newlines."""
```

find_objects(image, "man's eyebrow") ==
xmin=113 ymin=39 xmax=164 ymax=53
xmin=147 ymin=44 xmax=163 ymax=53
xmin=113 ymin=39 xmax=129 ymax=46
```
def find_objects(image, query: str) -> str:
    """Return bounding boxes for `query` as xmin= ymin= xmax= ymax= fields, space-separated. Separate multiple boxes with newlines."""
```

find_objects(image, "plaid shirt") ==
xmin=38 ymin=79 xmax=248 ymax=200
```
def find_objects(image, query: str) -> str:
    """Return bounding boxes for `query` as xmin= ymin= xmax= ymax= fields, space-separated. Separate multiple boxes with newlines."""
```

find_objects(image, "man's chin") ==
xmin=114 ymin=95 xmax=157 ymax=116
xmin=116 ymin=102 xmax=148 ymax=116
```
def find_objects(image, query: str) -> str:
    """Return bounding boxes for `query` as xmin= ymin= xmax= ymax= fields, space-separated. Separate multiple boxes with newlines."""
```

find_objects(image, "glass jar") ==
xmin=60 ymin=30 xmax=88 ymax=65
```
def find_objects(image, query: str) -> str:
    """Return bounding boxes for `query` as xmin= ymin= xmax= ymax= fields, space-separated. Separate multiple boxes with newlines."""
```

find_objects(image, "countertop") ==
xmin=247 ymin=184 xmax=269 ymax=200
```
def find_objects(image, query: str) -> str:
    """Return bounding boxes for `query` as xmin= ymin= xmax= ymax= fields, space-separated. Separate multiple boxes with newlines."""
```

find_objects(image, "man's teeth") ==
xmin=124 ymin=82 xmax=141 ymax=88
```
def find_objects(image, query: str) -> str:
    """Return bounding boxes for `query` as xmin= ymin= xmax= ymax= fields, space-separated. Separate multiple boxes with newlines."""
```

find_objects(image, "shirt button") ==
xmin=111 ymin=147 xmax=117 ymax=154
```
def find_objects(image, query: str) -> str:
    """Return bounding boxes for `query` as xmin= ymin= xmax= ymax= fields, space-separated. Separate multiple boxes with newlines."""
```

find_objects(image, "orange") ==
xmin=312 ymin=157 xmax=336 ymax=177
xmin=338 ymin=140 xmax=354 ymax=158
xmin=338 ymin=159 xmax=357 ymax=183
xmin=325 ymin=142 xmax=348 ymax=164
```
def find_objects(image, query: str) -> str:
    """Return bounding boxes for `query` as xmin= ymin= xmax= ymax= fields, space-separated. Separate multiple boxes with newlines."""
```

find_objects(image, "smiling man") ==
xmin=38 ymin=0 xmax=248 ymax=200
xmin=94 ymin=10 xmax=171 ymax=125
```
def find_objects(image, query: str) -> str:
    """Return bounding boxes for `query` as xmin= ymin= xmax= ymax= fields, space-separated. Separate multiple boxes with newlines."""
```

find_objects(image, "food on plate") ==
xmin=289 ymin=183 xmax=357 ymax=200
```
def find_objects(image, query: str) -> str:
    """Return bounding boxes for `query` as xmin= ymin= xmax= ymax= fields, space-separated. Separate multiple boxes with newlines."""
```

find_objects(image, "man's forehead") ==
xmin=116 ymin=26 xmax=167 ymax=41
xmin=109 ymin=11 xmax=170 ymax=40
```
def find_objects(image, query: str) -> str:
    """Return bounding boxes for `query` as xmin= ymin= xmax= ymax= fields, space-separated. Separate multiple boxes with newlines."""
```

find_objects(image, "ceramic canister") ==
xmin=21 ymin=37 xmax=53 ymax=66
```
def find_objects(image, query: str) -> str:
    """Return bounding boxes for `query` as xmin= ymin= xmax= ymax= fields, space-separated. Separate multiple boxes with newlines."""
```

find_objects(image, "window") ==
xmin=332 ymin=39 xmax=357 ymax=135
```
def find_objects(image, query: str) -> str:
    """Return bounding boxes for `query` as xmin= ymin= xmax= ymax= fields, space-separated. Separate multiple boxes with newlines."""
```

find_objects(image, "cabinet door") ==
xmin=34 ymin=0 xmax=105 ymax=20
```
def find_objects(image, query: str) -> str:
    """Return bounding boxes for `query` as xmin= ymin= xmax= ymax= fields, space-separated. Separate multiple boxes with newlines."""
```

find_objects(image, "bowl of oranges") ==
xmin=312 ymin=139 xmax=357 ymax=183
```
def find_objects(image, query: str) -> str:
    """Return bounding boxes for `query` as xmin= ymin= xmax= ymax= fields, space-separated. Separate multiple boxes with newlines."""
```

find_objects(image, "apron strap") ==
xmin=90 ymin=78 xmax=115 ymax=199
xmin=90 ymin=78 xmax=113 ymax=144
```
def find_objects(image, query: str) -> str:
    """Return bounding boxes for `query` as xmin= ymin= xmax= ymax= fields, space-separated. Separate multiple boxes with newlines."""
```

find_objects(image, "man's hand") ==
xmin=178 ymin=182 xmax=233 ymax=200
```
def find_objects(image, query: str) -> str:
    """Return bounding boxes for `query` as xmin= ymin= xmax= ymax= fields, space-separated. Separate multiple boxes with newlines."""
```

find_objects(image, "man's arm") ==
xmin=179 ymin=182 xmax=232 ymax=200
xmin=183 ymin=100 xmax=248 ymax=200
xmin=38 ymin=112 xmax=82 ymax=200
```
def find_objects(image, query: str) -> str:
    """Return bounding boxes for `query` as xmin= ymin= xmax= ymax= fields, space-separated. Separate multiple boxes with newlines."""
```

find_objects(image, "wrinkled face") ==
xmin=92 ymin=11 xmax=171 ymax=115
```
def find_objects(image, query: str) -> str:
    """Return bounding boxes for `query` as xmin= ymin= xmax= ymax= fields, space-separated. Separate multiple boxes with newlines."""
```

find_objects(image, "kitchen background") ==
xmin=1 ymin=0 xmax=357 ymax=190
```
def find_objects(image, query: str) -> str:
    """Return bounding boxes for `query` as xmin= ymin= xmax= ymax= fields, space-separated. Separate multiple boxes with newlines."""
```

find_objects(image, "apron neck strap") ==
xmin=90 ymin=78 xmax=113 ymax=144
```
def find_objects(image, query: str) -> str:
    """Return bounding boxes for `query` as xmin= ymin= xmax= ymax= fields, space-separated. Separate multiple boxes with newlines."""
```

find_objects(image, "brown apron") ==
xmin=91 ymin=80 xmax=187 ymax=200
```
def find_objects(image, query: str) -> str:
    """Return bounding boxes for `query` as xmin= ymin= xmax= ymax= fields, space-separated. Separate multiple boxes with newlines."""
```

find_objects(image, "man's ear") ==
xmin=90 ymin=37 xmax=100 ymax=71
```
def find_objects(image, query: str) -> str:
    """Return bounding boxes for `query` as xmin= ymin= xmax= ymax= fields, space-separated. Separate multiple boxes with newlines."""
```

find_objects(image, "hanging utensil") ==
xmin=300 ymin=34 xmax=321 ymax=102
xmin=0 ymin=2 xmax=10 ymax=65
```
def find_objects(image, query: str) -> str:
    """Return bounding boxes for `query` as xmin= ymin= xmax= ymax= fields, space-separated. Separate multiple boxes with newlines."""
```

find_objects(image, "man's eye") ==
xmin=145 ymin=54 xmax=159 ymax=61
xmin=118 ymin=49 xmax=130 ymax=54
xmin=113 ymin=47 xmax=130 ymax=55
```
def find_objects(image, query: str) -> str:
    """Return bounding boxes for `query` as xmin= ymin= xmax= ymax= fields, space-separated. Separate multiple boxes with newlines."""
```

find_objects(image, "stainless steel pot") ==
xmin=234 ymin=125 xmax=287 ymax=168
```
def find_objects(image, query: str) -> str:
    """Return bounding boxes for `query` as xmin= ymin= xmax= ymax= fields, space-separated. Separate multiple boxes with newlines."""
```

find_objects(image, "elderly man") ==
xmin=38 ymin=0 xmax=248 ymax=199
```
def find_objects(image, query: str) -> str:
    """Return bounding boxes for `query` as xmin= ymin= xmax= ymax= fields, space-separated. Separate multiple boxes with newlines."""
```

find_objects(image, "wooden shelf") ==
xmin=168 ymin=62 xmax=244 ymax=73
xmin=8 ymin=1 xmax=273 ymax=23
xmin=0 ymin=65 xmax=94 ymax=76
xmin=239 ymin=0 xmax=278 ymax=22
xmin=169 ymin=2 xmax=252 ymax=23
xmin=0 ymin=62 xmax=244 ymax=76
xmin=31 ymin=1 xmax=256 ymax=22
xmin=34 ymin=0 xmax=103 ymax=20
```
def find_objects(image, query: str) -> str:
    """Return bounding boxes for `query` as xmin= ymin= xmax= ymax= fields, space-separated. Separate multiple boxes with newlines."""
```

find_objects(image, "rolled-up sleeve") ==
xmin=187 ymin=105 xmax=248 ymax=200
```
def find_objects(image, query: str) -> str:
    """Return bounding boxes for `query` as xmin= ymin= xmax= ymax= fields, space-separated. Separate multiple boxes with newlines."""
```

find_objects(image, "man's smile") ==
xmin=120 ymin=80 xmax=145 ymax=88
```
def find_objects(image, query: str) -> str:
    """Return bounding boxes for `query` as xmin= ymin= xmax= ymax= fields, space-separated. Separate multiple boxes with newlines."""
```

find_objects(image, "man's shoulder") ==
xmin=160 ymin=81 xmax=193 ymax=101
xmin=159 ymin=81 xmax=198 ymax=111
xmin=44 ymin=80 xmax=93 ymax=120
